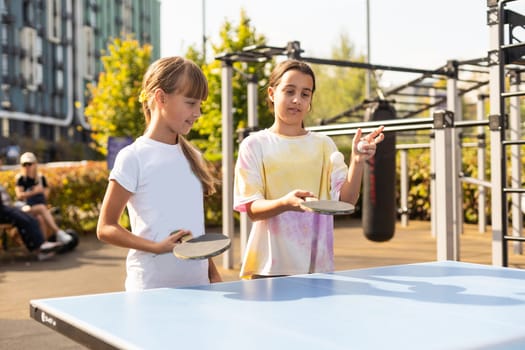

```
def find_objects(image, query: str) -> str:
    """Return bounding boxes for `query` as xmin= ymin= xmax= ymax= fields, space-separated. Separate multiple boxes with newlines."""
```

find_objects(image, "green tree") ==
xmin=189 ymin=9 xmax=272 ymax=161
xmin=308 ymin=33 xmax=368 ymax=126
xmin=84 ymin=36 xmax=152 ymax=155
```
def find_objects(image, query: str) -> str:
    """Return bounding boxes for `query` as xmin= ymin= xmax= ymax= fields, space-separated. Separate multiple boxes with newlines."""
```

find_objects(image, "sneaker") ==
xmin=37 ymin=251 xmax=56 ymax=261
xmin=40 ymin=241 xmax=63 ymax=253
xmin=56 ymin=229 xmax=72 ymax=244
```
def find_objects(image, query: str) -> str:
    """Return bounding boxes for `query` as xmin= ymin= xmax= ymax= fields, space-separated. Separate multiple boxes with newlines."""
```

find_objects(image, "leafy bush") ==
xmin=394 ymin=142 xmax=525 ymax=224
xmin=0 ymin=141 xmax=518 ymax=236
xmin=0 ymin=160 xmax=224 ymax=234
xmin=396 ymin=148 xmax=432 ymax=221
xmin=0 ymin=162 xmax=108 ymax=234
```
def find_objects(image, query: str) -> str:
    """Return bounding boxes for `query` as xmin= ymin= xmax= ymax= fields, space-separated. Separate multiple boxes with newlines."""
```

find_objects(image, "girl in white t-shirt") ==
xmin=234 ymin=59 xmax=385 ymax=279
xmin=97 ymin=56 xmax=222 ymax=290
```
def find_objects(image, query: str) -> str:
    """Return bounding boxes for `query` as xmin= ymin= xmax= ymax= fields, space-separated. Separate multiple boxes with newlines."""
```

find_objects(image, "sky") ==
xmin=160 ymin=0 xmax=525 ymax=87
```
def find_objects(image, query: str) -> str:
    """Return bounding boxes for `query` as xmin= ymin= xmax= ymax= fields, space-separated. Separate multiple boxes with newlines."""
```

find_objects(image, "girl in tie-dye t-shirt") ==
xmin=234 ymin=59 xmax=384 ymax=279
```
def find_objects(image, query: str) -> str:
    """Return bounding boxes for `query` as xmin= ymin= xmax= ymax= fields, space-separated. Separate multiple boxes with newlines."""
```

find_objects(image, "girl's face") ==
xmin=268 ymin=69 xmax=313 ymax=129
xmin=153 ymin=91 xmax=202 ymax=141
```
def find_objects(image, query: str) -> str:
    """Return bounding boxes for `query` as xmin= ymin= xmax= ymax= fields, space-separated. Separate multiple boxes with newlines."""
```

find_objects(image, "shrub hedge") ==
xmin=0 ymin=161 xmax=225 ymax=234
xmin=1 ymin=144 xmax=520 ymax=235
xmin=0 ymin=161 xmax=109 ymax=234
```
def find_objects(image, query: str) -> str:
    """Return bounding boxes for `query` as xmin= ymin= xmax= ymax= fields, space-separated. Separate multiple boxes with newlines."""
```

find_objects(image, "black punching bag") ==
xmin=362 ymin=100 xmax=396 ymax=242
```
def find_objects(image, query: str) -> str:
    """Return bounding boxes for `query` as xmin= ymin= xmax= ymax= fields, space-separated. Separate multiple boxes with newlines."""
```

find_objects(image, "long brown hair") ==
xmin=139 ymin=56 xmax=216 ymax=195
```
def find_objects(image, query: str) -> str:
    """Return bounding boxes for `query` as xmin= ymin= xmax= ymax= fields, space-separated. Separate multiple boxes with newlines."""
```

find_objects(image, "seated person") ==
xmin=14 ymin=152 xmax=72 ymax=244
xmin=0 ymin=182 xmax=63 ymax=260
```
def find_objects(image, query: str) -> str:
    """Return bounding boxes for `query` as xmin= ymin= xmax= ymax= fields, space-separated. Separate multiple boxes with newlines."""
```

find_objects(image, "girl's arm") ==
xmin=340 ymin=157 xmax=366 ymax=205
xmin=208 ymin=258 xmax=222 ymax=283
xmin=14 ymin=179 xmax=45 ymax=200
xmin=97 ymin=180 xmax=186 ymax=254
xmin=14 ymin=184 xmax=27 ymax=200
xmin=340 ymin=126 xmax=385 ymax=205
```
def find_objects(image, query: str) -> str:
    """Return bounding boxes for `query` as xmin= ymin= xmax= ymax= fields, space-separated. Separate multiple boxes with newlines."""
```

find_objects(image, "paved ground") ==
xmin=1 ymin=218 xmax=525 ymax=349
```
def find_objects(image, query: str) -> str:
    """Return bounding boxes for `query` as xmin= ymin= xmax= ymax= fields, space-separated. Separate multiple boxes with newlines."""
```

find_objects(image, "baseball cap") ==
xmin=20 ymin=152 xmax=37 ymax=164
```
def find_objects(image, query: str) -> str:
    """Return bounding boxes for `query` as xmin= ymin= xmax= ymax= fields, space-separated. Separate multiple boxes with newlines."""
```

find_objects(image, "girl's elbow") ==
xmin=96 ymin=224 xmax=109 ymax=242
xmin=245 ymin=202 xmax=258 ymax=221
xmin=96 ymin=229 xmax=104 ymax=242
xmin=247 ymin=212 xmax=260 ymax=222
xmin=340 ymin=194 xmax=359 ymax=206
xmin=348 ymin=194 xmax=360 ymax=206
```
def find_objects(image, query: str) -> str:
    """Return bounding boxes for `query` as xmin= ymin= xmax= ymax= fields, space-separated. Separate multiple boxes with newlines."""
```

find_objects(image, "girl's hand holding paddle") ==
xmin=281 ymin=190 xmax=316 ymax=212
xmin=155 ymin=229 xmax=192 ymax=254
xmin=247 ymin=190 xmax=316 ymax=221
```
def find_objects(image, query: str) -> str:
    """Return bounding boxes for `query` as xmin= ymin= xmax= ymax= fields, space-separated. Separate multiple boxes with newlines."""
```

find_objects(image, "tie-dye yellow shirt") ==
xmin=234 ymin=129 xmax=348 ymax=279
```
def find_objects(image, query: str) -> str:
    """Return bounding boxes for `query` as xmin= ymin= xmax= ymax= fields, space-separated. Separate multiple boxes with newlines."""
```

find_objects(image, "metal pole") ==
xmin=433 ymin=110 xmax=455 ymax=261
xmin=247 ymin=74 xmax=258 ymax=128
xmin=221 ymin=61 xmax=234 ymax=269
xmin=365 ymin=0 xmax=371 ymax=98
xmin=476 ymin=94 xmax=487 ymax=233
xmin=509 ymin=69 xmax=522 ymax=254
xmin=488 ymin=1 xmax=505 ymax=266
xmin=446 ymin=61 xmax=462 ymax=261
xmin=202 ymin=0 xmax=206 ymax=61
xmin=400 ymin=149 xmax=408 ymax=227
xmin=429 ymin=88 xmax=438 ymax=238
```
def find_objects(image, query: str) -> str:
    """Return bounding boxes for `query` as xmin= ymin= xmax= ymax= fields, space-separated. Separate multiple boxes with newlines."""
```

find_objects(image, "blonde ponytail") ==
xmin=178 ymin=136 xmax=217 ymax=196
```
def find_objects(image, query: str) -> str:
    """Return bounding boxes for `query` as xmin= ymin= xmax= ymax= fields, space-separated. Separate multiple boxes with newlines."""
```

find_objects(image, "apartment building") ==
xmin=0 ymin=0 xmax=160 ymax=162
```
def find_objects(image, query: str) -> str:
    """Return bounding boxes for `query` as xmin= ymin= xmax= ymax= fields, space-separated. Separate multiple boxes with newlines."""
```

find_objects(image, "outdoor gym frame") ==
xmin=215 ymin=0 xmax=524 ymax=269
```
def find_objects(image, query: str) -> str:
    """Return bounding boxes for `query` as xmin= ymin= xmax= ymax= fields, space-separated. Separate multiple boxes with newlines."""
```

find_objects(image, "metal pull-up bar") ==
xmin=216 ymin=41 xmax=447 ymax=76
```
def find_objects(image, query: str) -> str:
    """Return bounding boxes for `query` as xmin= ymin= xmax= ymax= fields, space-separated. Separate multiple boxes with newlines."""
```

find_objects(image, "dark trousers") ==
xmin=0 ymin=205 xmax=44 ymax=252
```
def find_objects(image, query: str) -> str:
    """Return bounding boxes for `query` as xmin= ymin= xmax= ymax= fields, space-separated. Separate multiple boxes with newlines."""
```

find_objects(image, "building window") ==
xmin=1 ymin=25 xmax=8 ymax=45
xmin=47 ymin=0 xmax=61 ymax=43
xmin=85 ymin=0 xmax=96 ymax=26
xmin=0 ymin=0 xmax=8 ymax=15
xmin=33 ymin=1 xmax=42 ymax=30
xmin=122 ymin=0 xmax=132 ymax=34
xmin=35 ymin=35 xmax=43 ymax=86
xmin=55 ymin=69 xmax=63 ymax=90
xmin=23 ymin=0 xmax=34 ymax=25
xmin=20 ymin=27 xmax=36 ymax=89
xmin=54 ymin=94 xmax=60 ymax=115
xmin=1 ymin=84 xmax=11 ymax=109
xmin=65 ymin=0 xmax=72 ymax=41
xmin=83 ymin=26 xmax=94 ymax=79
xmin=2 ymin=53 xmax=8 ymax=76
xmin=1 ymin=117 xmax=9 ymax=137
xmin=55 ymin=44 xmax=62 ymax=64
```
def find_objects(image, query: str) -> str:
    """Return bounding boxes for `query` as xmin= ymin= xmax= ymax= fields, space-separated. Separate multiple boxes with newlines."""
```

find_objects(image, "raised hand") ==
xmin=352 ymin=126 xmax=385 ymax=161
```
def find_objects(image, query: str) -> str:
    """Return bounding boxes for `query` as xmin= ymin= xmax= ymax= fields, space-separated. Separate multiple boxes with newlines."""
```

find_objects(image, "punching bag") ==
xmin=362 ymin=100 xmax=396 ymax=242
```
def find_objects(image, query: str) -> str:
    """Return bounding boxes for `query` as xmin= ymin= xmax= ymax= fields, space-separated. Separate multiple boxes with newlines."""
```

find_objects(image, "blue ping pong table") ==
xmin=30 ymin=261 xmax=525 ymax=350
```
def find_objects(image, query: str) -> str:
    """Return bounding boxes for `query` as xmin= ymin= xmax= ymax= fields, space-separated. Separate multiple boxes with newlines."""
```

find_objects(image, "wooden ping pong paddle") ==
xmin=301 ymin=199 xmax=355 ymax=215
xmin=172 ymin=233 xmax=231 ymax=260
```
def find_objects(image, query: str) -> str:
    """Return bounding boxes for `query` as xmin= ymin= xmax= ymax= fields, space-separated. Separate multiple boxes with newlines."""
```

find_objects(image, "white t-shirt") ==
xmin=110 ymin=136 xmax=209 ymax=291
xmin=234 ymin=129 xmax=348 ymax=278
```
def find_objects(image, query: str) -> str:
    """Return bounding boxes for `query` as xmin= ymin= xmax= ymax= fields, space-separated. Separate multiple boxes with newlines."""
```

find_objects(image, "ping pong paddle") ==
xmin=301 ymin=199 xmax=355 ymax=215
xmin=172 ymin=233 xmax=231 ymax=260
